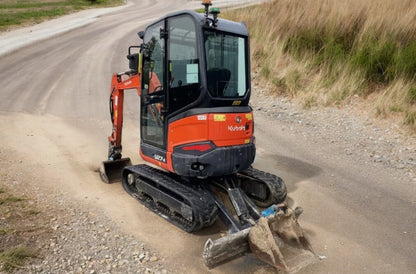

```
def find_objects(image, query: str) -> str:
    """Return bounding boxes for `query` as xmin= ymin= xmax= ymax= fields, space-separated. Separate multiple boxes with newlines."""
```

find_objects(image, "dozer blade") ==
xmin=100 ymin=158 xmax=132 ymax=183
xmin=203 ymin=204 xmax=316 ymax=272
xmin=203 ymin=228 xmax=251 ymax=268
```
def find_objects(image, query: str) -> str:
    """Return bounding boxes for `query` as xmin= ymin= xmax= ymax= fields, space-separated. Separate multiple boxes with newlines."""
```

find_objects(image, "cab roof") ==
xmin=145 ymin=10 xmax=249 ymax=37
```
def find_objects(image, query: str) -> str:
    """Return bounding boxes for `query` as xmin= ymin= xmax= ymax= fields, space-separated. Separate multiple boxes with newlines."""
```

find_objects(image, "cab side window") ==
xmin=141 ymin=21 xmax=165 ymax=148
xmin=168 ymin=15 xmax=200 ymax=113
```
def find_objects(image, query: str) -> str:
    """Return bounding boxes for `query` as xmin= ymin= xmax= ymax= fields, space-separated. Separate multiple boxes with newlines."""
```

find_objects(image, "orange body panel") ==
xmin=140 ymin=150 xmax=174 ymax=172
xmin=208 ymin=112 xmax=253 ymax=147
xmin=167 ymin=112 xmax=254 ymax=152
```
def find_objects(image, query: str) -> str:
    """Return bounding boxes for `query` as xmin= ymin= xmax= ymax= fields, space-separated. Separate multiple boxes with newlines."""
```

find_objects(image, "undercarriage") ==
xmin=122 ymin=164 xmax=286 ymax=232
xmin=108 ymin=162 xmax=314 ymax=270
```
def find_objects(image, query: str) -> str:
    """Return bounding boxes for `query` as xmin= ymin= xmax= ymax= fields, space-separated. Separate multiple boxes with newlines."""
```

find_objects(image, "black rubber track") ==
xmin=122 ymin=164 xmax=218 ymax=232
xmin=237 ymin=167 xmax=287 ymax=208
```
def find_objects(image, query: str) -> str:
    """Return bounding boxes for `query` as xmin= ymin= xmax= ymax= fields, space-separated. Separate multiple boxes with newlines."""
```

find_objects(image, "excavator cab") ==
xmin=137 ymin=8 xmax=254 ymax=179
xmin=100 ymin=1 xmax=315 ymax=271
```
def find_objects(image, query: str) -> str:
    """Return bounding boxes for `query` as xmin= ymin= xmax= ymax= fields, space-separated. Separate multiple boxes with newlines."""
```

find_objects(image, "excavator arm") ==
xmin=107 ymin=71 xmax=141 ymax=160
xmin=100 ymin=49 xmax=142 ymax=183
xmin=101 ymin=48 xmax=162 ymax=183
xmin=100 ymin=70 xmax=140 ymax=184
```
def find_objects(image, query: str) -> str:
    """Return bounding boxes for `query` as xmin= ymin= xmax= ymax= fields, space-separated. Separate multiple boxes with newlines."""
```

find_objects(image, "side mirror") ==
xmin=138 ymin=31 xmax=145 ymax=40
xmin=127 ymin=46 xmax=141 ymax=72
xmin=127 ymin=53 xmax=139 ymax=72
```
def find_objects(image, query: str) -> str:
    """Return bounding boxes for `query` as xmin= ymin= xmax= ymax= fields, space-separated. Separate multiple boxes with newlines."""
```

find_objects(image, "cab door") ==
xmin=140 ymin=15 xmax=200 ymax=167
xmin=141 ymin=20 xmax=166 ymax=149
xmin=166 ymin=15 xmax=200 ymax=114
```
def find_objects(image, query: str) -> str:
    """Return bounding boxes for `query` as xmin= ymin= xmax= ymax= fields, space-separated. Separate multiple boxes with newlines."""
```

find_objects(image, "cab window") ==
xmin=141 ymin=21 xmax=165 ymax=148
xmin=168 ymin=15 xmax=200 ymax=113
xmin=204 ymin=30 xmax=248 ymax=98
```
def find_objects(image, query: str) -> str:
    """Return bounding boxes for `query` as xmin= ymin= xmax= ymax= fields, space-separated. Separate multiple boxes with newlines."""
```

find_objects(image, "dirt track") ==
xmin=0 ymin=0 xmax=415 ymax=273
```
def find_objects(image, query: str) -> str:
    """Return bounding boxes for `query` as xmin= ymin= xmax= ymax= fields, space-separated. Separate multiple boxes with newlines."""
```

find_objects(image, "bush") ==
xmin=395 ymin=42 xmax=416 ymax=80
xmin=350 ymin=38 xmax=396 ymax=83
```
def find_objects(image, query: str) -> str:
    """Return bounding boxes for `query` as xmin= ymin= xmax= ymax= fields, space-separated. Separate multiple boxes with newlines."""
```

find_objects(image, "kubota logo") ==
xmin=228 ymin=125 xmax=246 ymax=131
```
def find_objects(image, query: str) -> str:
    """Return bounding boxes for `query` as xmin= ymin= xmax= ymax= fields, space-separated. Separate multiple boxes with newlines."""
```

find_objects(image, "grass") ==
xmin=223 ymin=0 xmax=416 ymax=131
xmin=25 ymin=209 xmax=41 ymax=216
xmin=0 ymin=196 xmax=25 ymax=205
xmin=0 ymin=187 xmax=42 ymax=272
xmin=408 ymin=86 xmax=416 ymax=104
xmin=0 ymin=0 xmax=124 ymax=31
xmin=0 ymin=247 xmax=37 ymax=272
xmin=405 ymin=111 xmax=416 ymax=126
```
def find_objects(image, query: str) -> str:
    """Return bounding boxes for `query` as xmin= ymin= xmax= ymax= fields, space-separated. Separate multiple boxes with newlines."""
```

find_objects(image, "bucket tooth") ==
xmin=100 ymin=158 xmax=132 ymax=183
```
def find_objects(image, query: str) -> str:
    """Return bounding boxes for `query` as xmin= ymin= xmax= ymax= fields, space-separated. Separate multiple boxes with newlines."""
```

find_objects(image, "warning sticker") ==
xmin=214 ymin=114 xmax=226 ymax=122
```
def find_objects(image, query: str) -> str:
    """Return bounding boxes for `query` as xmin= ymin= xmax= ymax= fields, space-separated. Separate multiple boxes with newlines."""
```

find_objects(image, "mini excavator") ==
xmin=100 ymin=1 xmax=315 ymax=271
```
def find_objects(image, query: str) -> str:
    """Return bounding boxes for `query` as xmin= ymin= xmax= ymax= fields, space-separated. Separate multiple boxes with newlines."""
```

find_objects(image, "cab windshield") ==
xmin=204 ymin=30 xmax=248 ymax=98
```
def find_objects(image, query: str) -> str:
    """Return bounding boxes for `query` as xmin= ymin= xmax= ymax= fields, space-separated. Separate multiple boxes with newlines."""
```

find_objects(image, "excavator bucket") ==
xmin=249 ymin=204 xmax=316 ymax=272
xmin=203 ymin=203 xmax=316 ymax=272
xmin=249 ymin=217 xmax=289 ymax=270
xmin=99 ymin=158 xmax=132 ymax=183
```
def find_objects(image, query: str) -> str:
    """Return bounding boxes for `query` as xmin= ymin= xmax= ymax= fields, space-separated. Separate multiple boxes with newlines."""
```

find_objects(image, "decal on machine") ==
xmin=228 ymin=125 xmax=246 ymax=131
xmin=214 ymin=114 xmax=226 ymax=122
xmin=154 ymin=154 xmax=166 ymax=163
xmin=197 ymin=115 xmax=207 ymax=121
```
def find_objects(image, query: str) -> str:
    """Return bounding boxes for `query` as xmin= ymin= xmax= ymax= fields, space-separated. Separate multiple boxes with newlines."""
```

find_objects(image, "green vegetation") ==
xmin=408 ymin=86 xmax=416 ymax=104
xmin=0 ymin=196 xmax=25 ymax=205
xmin=0 ymin=247 xmax=37 ymax=272
xmin=405 ymin=111 xmax=416 ymax=126
xmin=0 ymin=187 xmax=42 ymax=271
xmin=224 ymin=0 xmax=416 ymax=130
xmin=0 ymin=0 xmax=124 ymax=31
xmin=25 ymin=209 xmax=41 ymax=216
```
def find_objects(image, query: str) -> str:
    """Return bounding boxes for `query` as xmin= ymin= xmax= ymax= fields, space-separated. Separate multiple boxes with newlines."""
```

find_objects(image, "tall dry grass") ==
xmin=224 ymin=0 xmax=416 ymax=130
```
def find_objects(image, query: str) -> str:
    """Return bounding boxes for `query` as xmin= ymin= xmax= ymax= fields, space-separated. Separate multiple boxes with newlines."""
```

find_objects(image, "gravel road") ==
xmin=1 ymin=149 xmax=168 ymax=274
xmin=2 ymin=79 xmax=414 ymax=273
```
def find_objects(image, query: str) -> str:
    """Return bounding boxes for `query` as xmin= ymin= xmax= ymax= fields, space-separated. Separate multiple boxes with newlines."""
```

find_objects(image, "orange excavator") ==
xmin=100 ymin=1 xmax=315 ymax=271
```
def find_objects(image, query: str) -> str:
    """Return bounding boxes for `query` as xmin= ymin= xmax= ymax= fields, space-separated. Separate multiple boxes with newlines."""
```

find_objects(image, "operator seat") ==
xmin=207 ymin=68 xmax=231 ymax=97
